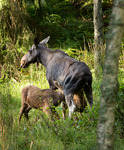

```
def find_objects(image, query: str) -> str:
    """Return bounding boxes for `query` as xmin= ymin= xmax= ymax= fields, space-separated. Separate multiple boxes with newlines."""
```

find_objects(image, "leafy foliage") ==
xmin=0 ymin=45 xmax=24 ymax=81
xmin=115 ymin=69 xmax=124 ymax=138
xmin=0 ymin=0 xmax=112 ymax=50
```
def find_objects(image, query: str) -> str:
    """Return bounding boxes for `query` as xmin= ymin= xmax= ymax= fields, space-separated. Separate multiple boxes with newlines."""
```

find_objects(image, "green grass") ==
xmin=0 ymin=49 xmax=124 ymax=150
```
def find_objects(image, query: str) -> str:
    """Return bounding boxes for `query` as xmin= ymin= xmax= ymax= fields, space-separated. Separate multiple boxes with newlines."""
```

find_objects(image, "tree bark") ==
xmin=97 ymin=0 xmax=124 ymax=150
xmin=94 ymin=0 xmax=103 ymax=78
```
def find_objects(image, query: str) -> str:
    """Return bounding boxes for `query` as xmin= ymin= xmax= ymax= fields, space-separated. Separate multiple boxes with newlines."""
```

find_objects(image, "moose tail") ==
xmin=84 ymin=82 xmax=93 ymax=108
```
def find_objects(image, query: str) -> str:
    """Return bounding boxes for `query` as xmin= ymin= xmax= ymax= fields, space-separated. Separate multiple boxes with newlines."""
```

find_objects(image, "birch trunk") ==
xmin=97 ymin=0 xmax=124 ymax=149
xmin=94 ymin=0 xmax=103 ymax=78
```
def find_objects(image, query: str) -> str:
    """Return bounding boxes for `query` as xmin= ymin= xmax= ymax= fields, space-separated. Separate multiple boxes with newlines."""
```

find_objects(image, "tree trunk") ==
xmin=94 ymin=0 xmax=103 ymax=78
xmin=97 ymin=0 xmax=124 ymax=149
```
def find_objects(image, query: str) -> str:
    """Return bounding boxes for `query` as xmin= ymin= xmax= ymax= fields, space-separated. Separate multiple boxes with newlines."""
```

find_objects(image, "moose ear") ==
xmin=54 ymin=81 xmax=63 ymax=90
xmin=40 ymin=36 xmax=50 ymax=44
xmin=34 ymin=37 xmax=40 ymax=46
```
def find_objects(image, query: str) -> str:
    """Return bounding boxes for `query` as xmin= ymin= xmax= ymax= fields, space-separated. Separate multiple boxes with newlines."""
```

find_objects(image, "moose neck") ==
xmin=38 ymin=46 xmax=53 ymax=68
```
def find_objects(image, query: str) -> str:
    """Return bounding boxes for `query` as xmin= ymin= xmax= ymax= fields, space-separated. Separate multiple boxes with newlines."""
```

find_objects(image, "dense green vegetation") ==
xmin=0 ymin=0 xmax=124 ymax=149
xmin=0 ymin=49 xmax=123 ymax=149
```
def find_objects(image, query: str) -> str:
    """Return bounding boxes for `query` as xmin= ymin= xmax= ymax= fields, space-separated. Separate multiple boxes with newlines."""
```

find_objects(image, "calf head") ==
xmin=20 ymin=36 xmax=50 ymax=68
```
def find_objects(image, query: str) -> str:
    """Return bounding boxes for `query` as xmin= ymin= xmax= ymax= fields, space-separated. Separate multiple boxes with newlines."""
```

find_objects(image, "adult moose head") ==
xmin=21 ymin=36 xmax=93 ymax=118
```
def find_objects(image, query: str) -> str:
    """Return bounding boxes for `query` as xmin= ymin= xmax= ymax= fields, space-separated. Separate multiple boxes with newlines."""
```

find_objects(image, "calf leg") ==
xmin=19 ymin=106 xmax=25 ymax=122
xmin=43 ymin=107 xmax=54 ymax=122
xmin=19 ymin=104 xmax=30 ymax=122
xmin=65 ymin=93 xmax=75 ymax=118
xmin=24 ymin=106 xmax=32 ymax=120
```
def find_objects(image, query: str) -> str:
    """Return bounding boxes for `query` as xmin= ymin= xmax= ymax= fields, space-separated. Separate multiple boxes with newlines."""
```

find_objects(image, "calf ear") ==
xmin=34 ymin=37 xmax=40 ymax=46
xmin=54 ymin=81 xmax=63 ymax=90
xmin=40 ymin=36 xmax=50 ymax=44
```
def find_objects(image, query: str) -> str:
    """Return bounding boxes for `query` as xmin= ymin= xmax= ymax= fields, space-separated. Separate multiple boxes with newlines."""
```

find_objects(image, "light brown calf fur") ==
xmin=19 ymin=85 xmax=65 ymax=122
xmin=19 ymin=84 xmax=87 ymax=122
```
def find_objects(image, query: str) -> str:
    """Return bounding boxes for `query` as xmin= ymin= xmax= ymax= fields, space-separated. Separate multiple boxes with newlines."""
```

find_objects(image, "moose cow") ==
xmin=20 ymin=36 xmax=93 ymax=118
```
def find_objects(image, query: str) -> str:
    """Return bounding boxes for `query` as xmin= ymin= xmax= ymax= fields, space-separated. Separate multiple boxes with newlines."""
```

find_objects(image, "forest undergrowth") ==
xmin=0 ymin=47 xmax=124 ymax=150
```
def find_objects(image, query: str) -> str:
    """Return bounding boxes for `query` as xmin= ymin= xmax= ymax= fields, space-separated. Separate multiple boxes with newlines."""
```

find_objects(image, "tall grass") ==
xmin=0 ymin=81 xmax=98 ymax=150
xmin=0 ymin=47 xmax=124 ymax=150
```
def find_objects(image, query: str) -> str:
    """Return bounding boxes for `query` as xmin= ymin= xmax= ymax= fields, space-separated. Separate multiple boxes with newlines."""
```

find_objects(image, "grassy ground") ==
xmin=0 ymin=49 xmax=124 ymax=150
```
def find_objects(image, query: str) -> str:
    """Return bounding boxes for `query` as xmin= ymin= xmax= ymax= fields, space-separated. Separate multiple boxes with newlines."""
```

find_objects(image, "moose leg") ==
xmin=84 ymin=83 xmax=93 ymax=108
xmin=19 ymin=106 xmax=25 ymax=122
xmin=61 ymin=101 xmax=68 ymax=119
xmin=42 ymin=107 xmax=54 ymax=122
xmin=19 ymin=103 xmax=29 ymax=122
xmin=65 ymin=93 xmax=75 ymax=118
xmin=24 ymin=106 xmax=32 ymax=120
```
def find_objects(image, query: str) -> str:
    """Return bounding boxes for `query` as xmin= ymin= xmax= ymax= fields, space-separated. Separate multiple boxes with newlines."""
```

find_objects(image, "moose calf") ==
xmin=19 ymin=85 xmax=65 ymax=122
xmin=19 ymin=83 xmax=87 ymax=122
